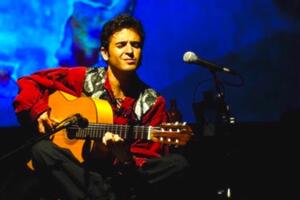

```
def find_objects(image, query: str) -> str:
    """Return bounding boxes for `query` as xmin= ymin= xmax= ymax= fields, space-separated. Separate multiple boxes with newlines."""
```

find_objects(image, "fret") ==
xmin=100 ymin=124 xmax=105 ymax=136
xmin=147 ymin=126 xmax=151 ymax=140
xmin=139 ymin=126 xmax=143 ymax=139
xmin=120 ymin=125 xmax=123 ymax=137
xmin=77 ymin=128 xmax=81 ymax=138
xmin=123 ymin=125 xmax=127 ymax=139
xmin=115 ymin=125 xmax=118 ymax=137
xmin=143 ymin=126 xmax=145 ymax=139
xmin=133 ymin=126 xmax=138 ymax=139
xmin=142 ymin=126 xmax=145 ymax=139
xmin=121 ymin=125 xmax=124 ymax=137
xmin=78 ymin=129 xmax=82 ymax=138
xmin=123 ymin=125 xmax=127 ymax=138
xmin=91 ymin=128 xmax=95 ymax=138
xmin=118 ymin=124 xmax=122 ymax=137
xmin=91 ymin=127 xmax=95 ymax=138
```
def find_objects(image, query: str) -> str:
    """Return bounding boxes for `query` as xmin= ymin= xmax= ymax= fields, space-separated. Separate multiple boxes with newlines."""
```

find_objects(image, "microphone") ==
xmin=183 ymin=51 xmax=237 ymax=75
xmin=0 ymin=113 xmax=89 ymax=162
xmin=52 ymin=113 xmax=88 ymax=133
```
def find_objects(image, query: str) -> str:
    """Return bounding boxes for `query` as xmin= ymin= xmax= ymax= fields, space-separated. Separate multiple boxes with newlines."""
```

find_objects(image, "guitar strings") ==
xmin=67 ymin=124 xmax=151 ymax=139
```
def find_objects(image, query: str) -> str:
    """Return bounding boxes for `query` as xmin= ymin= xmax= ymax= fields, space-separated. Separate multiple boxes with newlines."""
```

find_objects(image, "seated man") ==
xmin=13 ymin=14 xmax=191 ymax=200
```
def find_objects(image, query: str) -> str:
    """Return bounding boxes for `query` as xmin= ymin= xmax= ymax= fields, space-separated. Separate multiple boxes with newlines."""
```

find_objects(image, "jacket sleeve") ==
xmin=142 ymin=96 xmax=168 ymax=126
xmin=13 ymin=67 xmax=86 ymax=126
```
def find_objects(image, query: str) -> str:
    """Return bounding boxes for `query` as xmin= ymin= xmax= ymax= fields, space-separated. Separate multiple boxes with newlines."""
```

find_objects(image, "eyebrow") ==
xmin=115 ymin=41 xmax=142 ymax=46
xmin=115 ymin=40 xmax=141 ymax=44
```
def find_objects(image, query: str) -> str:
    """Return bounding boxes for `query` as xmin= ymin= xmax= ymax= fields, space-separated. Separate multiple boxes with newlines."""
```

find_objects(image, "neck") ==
xmin=107 ymin=67 xmax=138 ymax=99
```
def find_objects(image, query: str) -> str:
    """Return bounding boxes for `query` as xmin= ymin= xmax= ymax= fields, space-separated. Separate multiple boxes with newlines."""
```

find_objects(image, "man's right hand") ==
xmin=36 ymin=111 xmax=54 ymax=134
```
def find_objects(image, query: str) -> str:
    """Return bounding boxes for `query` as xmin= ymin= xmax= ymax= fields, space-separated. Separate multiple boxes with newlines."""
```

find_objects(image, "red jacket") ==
xmin=13 ymin=66 xmax=168 ymax=167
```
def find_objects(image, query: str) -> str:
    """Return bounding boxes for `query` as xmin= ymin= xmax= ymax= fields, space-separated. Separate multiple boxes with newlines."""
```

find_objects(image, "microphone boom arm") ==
xmin=0 ymin=113 xmax=87 ymax=163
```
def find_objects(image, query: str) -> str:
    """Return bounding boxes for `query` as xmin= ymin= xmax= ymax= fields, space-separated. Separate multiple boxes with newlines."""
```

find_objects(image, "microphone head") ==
xmin=79 ymin=117 xmax=89 ymax=128
xmin=75 ymin=113 xmax=89 ymax=128
xmin=183 ymin=51 xmax=198 ymax=63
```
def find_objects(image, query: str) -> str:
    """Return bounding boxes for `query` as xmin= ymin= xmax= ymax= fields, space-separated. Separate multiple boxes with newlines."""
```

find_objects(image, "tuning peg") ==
xmin=174 ymin=139 xmax=180 ymax=148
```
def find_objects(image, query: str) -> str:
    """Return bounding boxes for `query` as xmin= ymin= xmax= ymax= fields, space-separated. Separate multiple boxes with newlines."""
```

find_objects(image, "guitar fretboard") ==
xmin=67 ymin=123 xmax=153 ymax=140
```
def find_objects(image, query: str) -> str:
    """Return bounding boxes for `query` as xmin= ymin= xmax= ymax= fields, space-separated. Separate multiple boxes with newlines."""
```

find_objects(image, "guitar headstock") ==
xmin=150 ymin=122 xmax=193 ymax=146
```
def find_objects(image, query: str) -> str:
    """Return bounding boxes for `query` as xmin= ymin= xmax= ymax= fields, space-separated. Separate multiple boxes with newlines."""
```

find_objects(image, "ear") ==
xmin=100 ymin=47 xmax=109 ymax=61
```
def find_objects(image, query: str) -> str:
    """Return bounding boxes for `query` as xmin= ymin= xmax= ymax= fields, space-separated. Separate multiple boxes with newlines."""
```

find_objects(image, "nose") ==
xmin=124 ymin=43 xmax=134 ymax=56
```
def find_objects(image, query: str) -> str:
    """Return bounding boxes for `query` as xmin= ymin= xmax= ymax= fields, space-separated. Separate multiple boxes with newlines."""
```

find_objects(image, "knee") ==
xmin=169 ymin=154 xmax=189 ymax=171
xmin=31 ymin=140 xmax=55 ymax=160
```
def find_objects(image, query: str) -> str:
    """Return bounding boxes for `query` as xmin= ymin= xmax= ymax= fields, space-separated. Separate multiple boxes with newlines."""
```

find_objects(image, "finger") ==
xmin=51 ymin=117 xmax=60 ymax=127
xmin=102 ymin=135 xmax=107 ymax=145
xmin=38 ymin=120 xmax=52 ymax=134
xmin=102 ymin=132 xmax=113 ymax=145
xmin=37 ymin=118 xmax=46 ymax=134
xmin=38 ymin=121 xmax=46 ymax=134
xmin=37 ymin=112 xmax=53 ymax=134
xmin=46 ymin=118 xmax=54 ymax=129
xmin=112 ymin=134 xmax=123 ymax=142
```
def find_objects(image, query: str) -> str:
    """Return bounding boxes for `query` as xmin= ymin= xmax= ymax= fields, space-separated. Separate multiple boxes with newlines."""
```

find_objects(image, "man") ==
xmin=13 ymin=14 xmax=189 ymax=200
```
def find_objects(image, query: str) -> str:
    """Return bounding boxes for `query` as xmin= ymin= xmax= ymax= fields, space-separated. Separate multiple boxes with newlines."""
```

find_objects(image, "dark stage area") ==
xmin=0 ymin=119 xmax=297 ymax=200
xmin=1 ymin=1 xmax=299 ymax=199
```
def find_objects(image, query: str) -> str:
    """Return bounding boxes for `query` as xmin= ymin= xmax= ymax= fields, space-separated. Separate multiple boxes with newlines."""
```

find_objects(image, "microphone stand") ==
xmin=0 ymin=128 xmax=61 ymax=164
xmin=0 ymin=115 xmax=83 ymax=163
xmin=210 ymin=69 xmax=235 ymax=199
xmin=210 ymin=70 xmax=235 ymax=131
xmin=0 ymin=124 xmax=69 ymax=195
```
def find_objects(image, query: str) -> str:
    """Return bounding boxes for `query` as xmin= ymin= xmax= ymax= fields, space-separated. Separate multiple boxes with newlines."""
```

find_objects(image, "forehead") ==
xmin=110 ymin=28 xmax=141 ymax=42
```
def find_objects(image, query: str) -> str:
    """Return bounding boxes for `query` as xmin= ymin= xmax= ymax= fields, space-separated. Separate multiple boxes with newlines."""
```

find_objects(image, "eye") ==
xmin=116 ymin=42 xmax=127 ymax=48
xmin=131 ymin=42 xmax=142 ymax=48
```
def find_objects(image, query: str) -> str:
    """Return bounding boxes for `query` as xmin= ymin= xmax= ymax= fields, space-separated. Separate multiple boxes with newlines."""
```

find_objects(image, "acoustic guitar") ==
xmin=27 ymin=91 xmax=193 ymax=170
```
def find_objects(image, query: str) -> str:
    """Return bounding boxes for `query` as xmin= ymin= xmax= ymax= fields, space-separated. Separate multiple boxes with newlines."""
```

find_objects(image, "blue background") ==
xmin=0 ymin=0 xmax=299 ymax=127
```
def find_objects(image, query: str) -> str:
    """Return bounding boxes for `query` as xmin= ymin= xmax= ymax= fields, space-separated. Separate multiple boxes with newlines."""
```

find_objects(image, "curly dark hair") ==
xmin=100 ymin=14 xmax=145 ymax=50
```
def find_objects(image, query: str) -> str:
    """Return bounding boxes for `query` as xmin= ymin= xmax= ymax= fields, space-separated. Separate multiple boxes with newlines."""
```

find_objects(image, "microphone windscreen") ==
xmin=78 ymin=117 xmax=89 ymax=128
xmin=74 ymin=113 xmax=89 ymax=128
xmin=183 ymin=51 xmax=198 ymax=62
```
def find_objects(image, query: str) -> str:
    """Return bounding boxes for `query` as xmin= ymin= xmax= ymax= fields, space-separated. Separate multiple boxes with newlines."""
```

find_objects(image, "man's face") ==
xmin=101 ymin=28 xmax=142 ymax=72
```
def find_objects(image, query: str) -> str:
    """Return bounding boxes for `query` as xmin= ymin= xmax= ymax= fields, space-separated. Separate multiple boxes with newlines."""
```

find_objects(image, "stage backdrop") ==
xmin=0 ymin=0 xmax=299 ymax=127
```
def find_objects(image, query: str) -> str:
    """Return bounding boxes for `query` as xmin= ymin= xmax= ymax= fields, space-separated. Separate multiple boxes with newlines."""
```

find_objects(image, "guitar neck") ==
xmin=67 ymin=123 xmax=152 ymax=140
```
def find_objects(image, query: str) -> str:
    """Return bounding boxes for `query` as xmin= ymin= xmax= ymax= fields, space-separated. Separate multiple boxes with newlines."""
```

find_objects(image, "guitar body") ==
xmin=27 ymin=91 xmax=113 ymax=169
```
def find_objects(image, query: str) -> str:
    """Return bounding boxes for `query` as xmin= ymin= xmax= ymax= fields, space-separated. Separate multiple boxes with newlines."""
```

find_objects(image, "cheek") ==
xmin=108 ymin=54 xmax=122 ymax=65
xmin=109 ymin=48 xmax=122 ymax=58
xmin=135 ymin=50 xmax=142 ymax=58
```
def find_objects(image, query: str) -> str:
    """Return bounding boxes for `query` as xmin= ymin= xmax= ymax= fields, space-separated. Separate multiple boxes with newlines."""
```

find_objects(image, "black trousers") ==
xmin=31 ymin=140 xmax=189 ymax=200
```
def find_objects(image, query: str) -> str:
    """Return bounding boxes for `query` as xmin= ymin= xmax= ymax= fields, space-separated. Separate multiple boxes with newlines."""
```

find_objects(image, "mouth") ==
xmin=124 ymin=59 xmax=137 ymax=65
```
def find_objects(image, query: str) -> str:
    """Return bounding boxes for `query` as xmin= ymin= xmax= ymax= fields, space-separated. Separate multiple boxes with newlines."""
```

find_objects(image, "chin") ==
xmin=122 ymin=65 xmax=138 ymax=71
